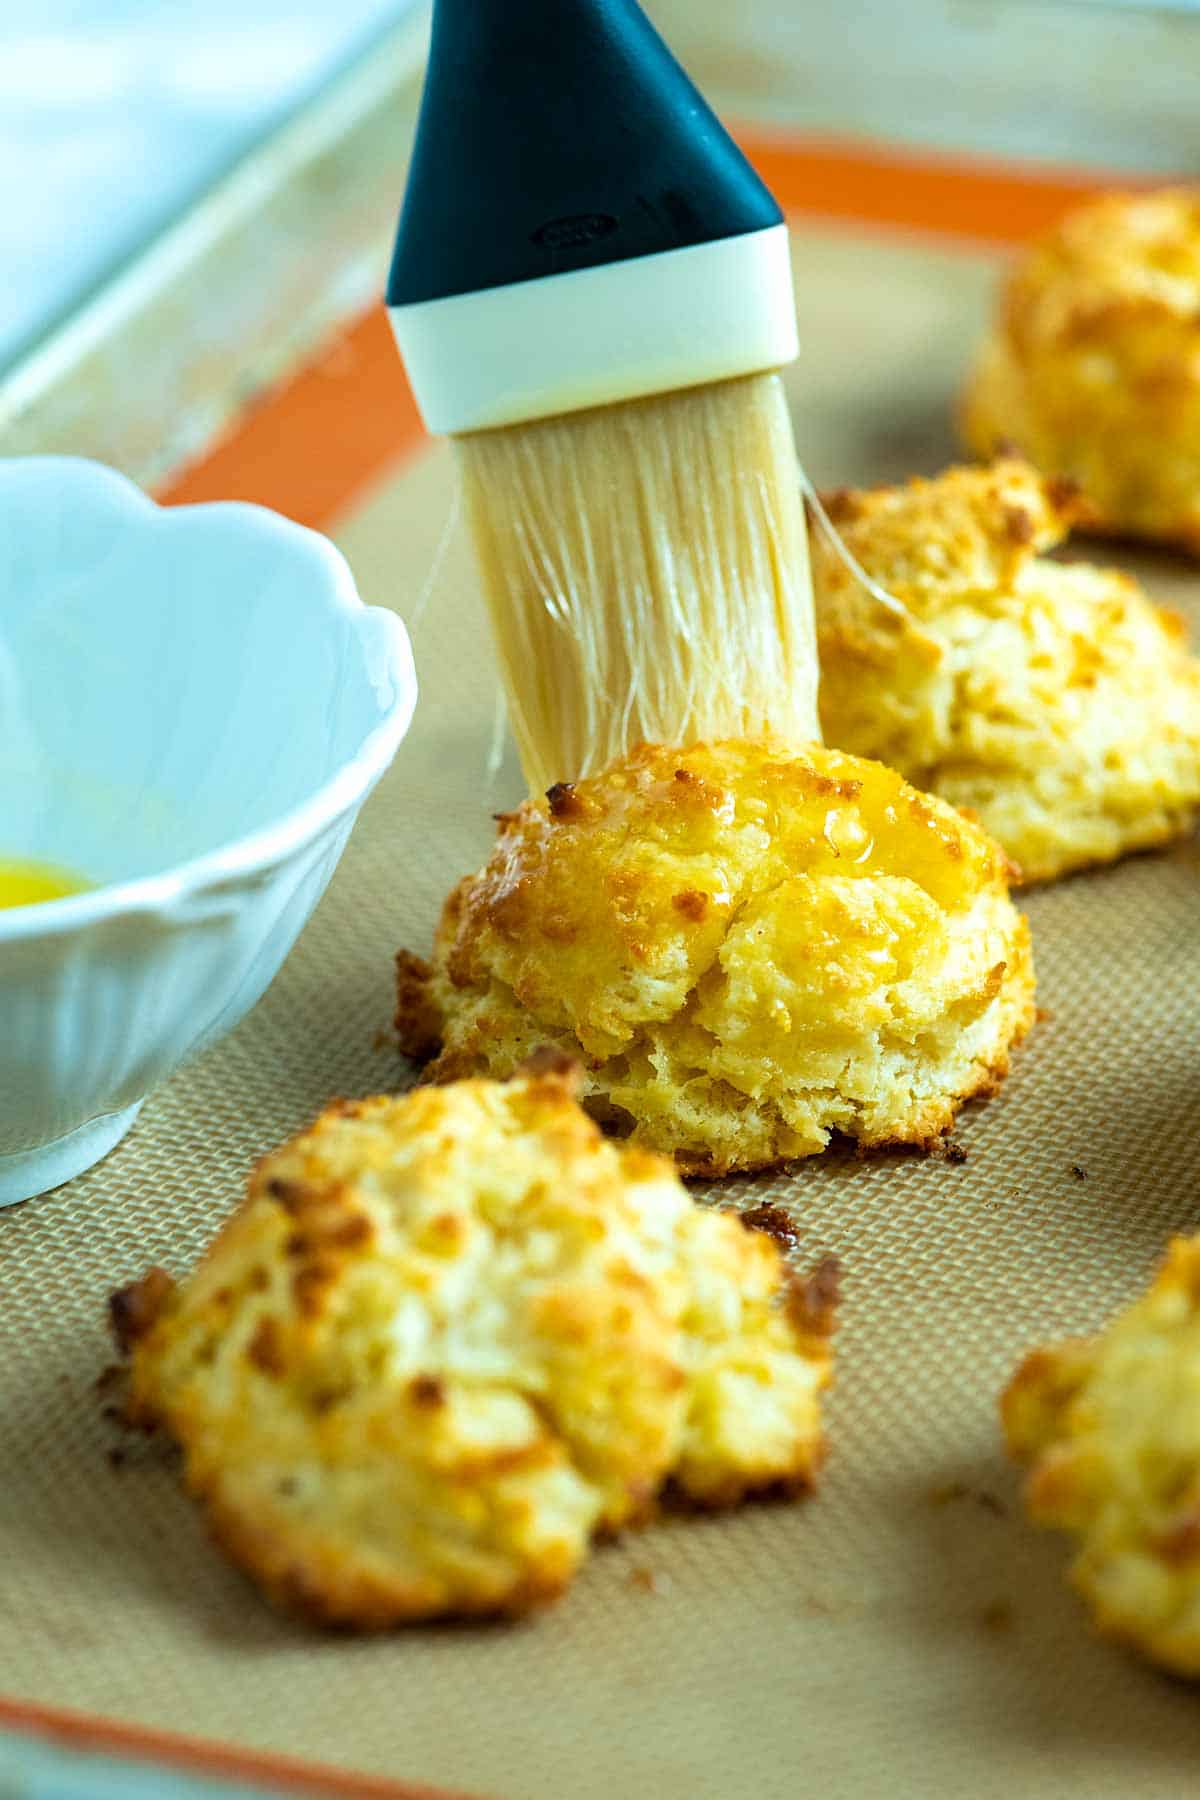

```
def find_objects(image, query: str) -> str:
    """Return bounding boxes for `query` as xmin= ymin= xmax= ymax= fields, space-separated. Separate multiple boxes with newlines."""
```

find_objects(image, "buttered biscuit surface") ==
xmin=813 ymin=460 xmax=1200 ymax=881
xmin=398 ymin=738 xmax=1034 ymax=1175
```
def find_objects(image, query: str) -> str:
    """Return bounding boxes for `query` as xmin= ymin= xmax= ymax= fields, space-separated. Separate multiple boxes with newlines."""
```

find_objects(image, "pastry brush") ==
xmin=387 ymin=0 xmax=819 ymax=794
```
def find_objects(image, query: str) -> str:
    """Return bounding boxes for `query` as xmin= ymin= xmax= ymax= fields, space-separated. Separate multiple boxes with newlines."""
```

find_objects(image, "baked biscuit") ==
xmin=812 ymin=459 xmax=1200 ymax=881
xmin=397 ymin=738 xmax=1034 ymax=1175
xmin=1003 ymin=1235 xmax=1200 ymax=1677
xmin=111 ymin=1067 xmax=838 ymax=1627
xmin=962 ymin=188 xmax=1200 ymax=552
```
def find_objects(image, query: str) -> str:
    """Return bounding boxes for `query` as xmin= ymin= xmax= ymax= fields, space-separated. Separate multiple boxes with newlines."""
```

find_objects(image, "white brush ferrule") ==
xmin=388 ymin=223 xmax=797 ymax=435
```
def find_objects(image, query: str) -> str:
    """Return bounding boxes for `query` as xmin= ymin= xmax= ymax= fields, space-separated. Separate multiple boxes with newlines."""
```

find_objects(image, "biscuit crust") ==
xmin=813 ymin=459 xmax=1200 ymax=881
xmin=962 ymin=188 xmax=1200 ymax=553
xmin=397 ymin=738 xmax=1034 ymax=1175
xmin=1003 ymin=1235 xmax=1200 ymax=1677
xmin=114 ymin=1071 xmax=837 ymax=1627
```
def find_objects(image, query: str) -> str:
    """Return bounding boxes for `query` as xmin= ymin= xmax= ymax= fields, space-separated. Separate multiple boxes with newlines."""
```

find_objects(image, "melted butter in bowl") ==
xmin=0 ymin=859 xmax=90 ymax=909
xmin=0 ymin=453 xmax=415 ymax=1208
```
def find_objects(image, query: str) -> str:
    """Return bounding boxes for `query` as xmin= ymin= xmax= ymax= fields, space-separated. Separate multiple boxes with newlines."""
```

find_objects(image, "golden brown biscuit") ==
xmin=962 ymin=188 xmax=1200 ymax=552
xmin=397 ymin=738 xmax=1034 ymax=1175
xmin=813 ymin=459 xmax=1200 ymax=881
xmin=1003 ymin=1235 xmax=1200 ymax=1677
xmin=112 ymin=1068 xmax=837 ymax=1627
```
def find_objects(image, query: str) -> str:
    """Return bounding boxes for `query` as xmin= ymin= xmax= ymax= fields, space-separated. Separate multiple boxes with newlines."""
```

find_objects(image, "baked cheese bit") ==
xmin=962 ymin=188 xmax=1200 ymax=554
xmin=1004 ymin=1234 xmax=1200 ymax=1678
xmin=111 ymin=1066 xmax=838 ymax=1627
xmin=397 ymin=738 xmax=1035 ymax=1176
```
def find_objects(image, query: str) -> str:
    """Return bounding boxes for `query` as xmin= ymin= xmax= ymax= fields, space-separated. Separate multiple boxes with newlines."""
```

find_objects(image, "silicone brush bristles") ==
xmin=456 ymin=372 xmax=821 ymax=795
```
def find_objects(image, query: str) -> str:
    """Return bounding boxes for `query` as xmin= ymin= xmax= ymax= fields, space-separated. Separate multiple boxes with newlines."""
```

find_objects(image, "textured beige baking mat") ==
xmin=3 ymin=227 xmax=1200 ymax=1800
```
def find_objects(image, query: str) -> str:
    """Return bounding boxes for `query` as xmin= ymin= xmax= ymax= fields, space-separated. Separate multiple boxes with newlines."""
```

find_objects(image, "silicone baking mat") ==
xmin=3 ymin=216 xmax=1200 ymax=1799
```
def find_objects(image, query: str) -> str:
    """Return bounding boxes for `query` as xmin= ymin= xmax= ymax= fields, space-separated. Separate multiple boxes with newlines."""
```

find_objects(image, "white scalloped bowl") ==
xmin=0 ymin=458 xmax=416 ymax=1206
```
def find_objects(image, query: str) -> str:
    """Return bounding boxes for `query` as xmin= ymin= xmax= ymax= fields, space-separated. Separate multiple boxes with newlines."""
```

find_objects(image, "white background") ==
xmin=0 ymin=0 xmax=415 ymax=371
